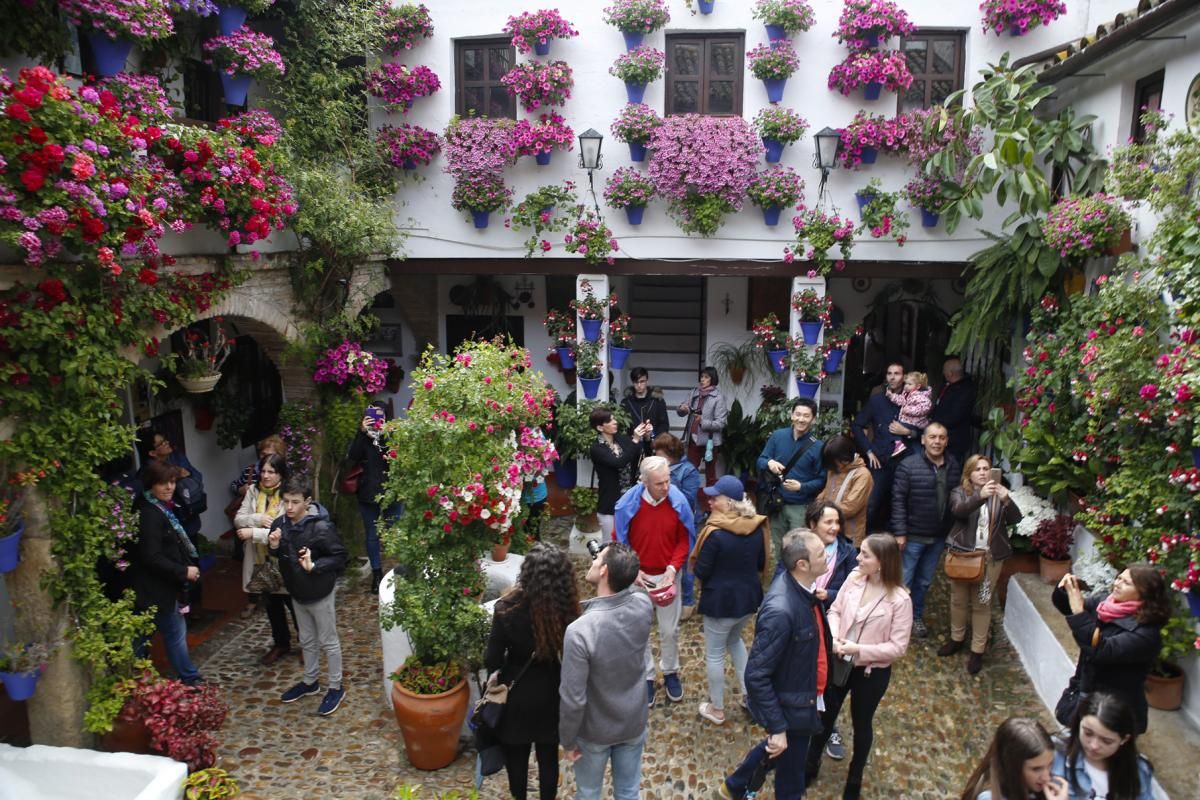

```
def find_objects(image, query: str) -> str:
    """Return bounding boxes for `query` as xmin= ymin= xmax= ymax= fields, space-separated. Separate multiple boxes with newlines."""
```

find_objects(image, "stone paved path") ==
xmin=194 ymin=519 xmax=1052 ymax=799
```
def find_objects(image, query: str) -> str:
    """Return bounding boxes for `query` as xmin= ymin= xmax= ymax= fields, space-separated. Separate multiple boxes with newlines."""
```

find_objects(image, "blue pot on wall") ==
xmin=625 ymin=81 xmax=647 ymax=104
xmin=580 ymin=376 xmax=602 ymax=399
xmin=610 ymin=346 xmax=632 ymax=370
xmin=85 ymin=32 xmax=132 ymax=77
xmin=556 ymin=345 xmax=576 ymax=369
xmin=697 ymin=0 xmax=715 ymax=14
xmin=823 ymin=349 xmax=845 ymax=374
xmin=796 ymin=379 xmax=820 ymax=398
xmin=628 ymin=141 xmax=647 ymax=162
xmin=534 ymin=41 xmax=551 ymax=56
xmin=219 ymin=72 xmax=252 ymax=107
xmin=862 ymin=31 xmax=880 ymax=48
xmin=622 ymin=30 xmax=644 ymax=50
xmin=581 ymin=318 xmax=603 ymax=342
xmin=625 ymin=204 xmax=646 ymax=225
xmin=0 ymin=669 xmax=41 ymax=702
xmin=856 ymin=192 xmax=874 ymax=213
xmin=217 ymin=4 xmax=248 ymax=35
xmin=762 ymin=137 xmax=784 ymax=163
xmin=1187 ymin=590 xmax=1200 ymax=618
xmin=800 ymin=320 xmax=823 ymax=345
xmin=761 ymin=206 xmax=782 ymax=226
xmin=554 ymin=458 xmax=577 ymax=489
xmin=0 ymin=520 xmax=24 ymax=573
xmin=859 ymin=146 xmax=878 ymax=164
xmin=471 ymin=210 xmax=490 ymax=229
xmin=765 ymin=24 xmax=786 ymax=41
xmin=763 ymin=78 xmax=786 ymax=104
xmin=863 ymin=81 xmax=882 ymax=101
xmin=767 ymin=349 xmax=788 ymax=374
xmin=921 ymin=209 xmax=939 ymax=228
xmin=535 ymin=151 xmax=552 ymax=166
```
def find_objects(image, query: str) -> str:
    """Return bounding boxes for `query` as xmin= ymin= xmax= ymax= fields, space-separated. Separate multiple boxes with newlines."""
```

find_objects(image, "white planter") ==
xmin=177 ymin=374 xmax=221 ymax=393
xmin=0 ymin=743 xmax=186 ymax=800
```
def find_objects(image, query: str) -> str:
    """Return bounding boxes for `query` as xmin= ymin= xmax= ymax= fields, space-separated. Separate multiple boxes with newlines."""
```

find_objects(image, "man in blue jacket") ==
xmin=757 ymin=397 xmax=825 ymax=571
xmin=719 ymin=530 xmax=831 ymax=800
xmin=851 ymin=361 xmax=923 ymax=532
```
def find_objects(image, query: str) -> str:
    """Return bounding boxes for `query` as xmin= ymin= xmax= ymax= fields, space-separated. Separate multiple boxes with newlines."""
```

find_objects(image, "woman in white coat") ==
xmin=235 ymin=453 xmax=294 ymax=665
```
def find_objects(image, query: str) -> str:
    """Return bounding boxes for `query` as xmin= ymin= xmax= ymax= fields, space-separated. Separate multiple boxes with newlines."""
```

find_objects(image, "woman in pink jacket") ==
xmin=805 ymin=533 xmax=912 ymax=800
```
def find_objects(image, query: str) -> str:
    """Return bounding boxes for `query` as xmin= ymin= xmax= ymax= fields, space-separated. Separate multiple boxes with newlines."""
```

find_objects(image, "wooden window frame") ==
xmin=664 ymin=32 xmax=744 ymax=117
xmin=1130 ymin=70 xmax=1165 ymax=144
xmin=453 ymin=36 xmax=517 ymax=119
xmin=896 ymin=28 xmax=966 ymax=113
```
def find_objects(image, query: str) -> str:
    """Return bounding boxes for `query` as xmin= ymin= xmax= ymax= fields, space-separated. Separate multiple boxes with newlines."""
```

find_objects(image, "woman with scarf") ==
xmin=815 ymin=435 xmax=873 ymax=547
xmin=132 ymin=458 xmax=203 ymax=685
xmin=589 ymin=407 xmax=647 ymax=540
xmin=347 ymin=403 xmax=400 ymax=593
xmin=235 ymin=453 xmax=295 ymax=665
xmin=676 ymin=366 xmax=728 ymax=485
xmin=691 ymin=475 xmax=768 ymax=725
xmin=1052 ymin=566 xmax=1170 ymax=734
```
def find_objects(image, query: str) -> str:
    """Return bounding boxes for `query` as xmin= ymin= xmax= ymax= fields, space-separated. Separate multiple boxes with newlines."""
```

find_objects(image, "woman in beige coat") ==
xmin=235 ymin=453 xmax=294 ymax=665
xmin=816 ymin=435 xmax=873 ymax=547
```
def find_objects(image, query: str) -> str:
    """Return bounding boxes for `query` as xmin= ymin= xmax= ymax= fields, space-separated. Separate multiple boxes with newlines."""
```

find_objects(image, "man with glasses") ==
xmin=621 ymin=367 xmax=670 ymax=457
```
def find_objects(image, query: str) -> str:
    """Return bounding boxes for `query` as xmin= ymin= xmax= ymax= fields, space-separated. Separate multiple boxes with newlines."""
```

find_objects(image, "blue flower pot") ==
xmin=1009 ymin=26 xmax=1025 ymax=37
xmin=580 ymin=376 xmax=602 ymax=399
xmin=863 ymin=81 xmax=882 ymax=101
xmin=220 ymin=72 xmax=252 ymax=107
xmin=859 ymin=146 xmax=878 ymax=164
xmin=401 ymin=158 xmax=417 ymax=170
xmin=762 ymin=206 xmax=782 ymax=226
xmin=554 ymin=458 xmax=577 ymax=489
xmin=921 ymin=209 xmax=939 ymax=228
xmin=1187 ymin=590 xmax=1200 ymax=618
xmin=0 ymin=669 xmax=41 ymax=702
xmin=535 ymin=151 xmax=552 ymax=166
xmin=1192 ymin=446 xmax=1200 ymax=470
xmin=199 ymin=554 xmax=217 ymax=574
xmin=610 ymin=346 xmax=632 ymax=370
xmin=823 ymin=349 xmax=845 ymax=374
xmin=625 ymin=204 xmax=646 ymax=225
xmin=0 ymin=521 xmax=23 ymax=573
xmin=698 ymin=0 xmax=715 ymax=14
xmin=796 ymin=379 xmax=820 ymax=398
xmin=622 ymin=30 xmax=644 ymax=50
xmin=765 ymin=24 xmax=786 ymax=41
xmin=472 ymin=210 xmax=490 ymax=229
xmin=767 ymin=349 xmax=788 ymax=374
xmin=581 ymin=318 xmax=603 ymax=342
xmin=863 ymin=31 xmax=880 ymax=48
xmin=800 ymin=320 xmax=823 ymax=345
xmin=540 ymin=206 xmax=555 ymax=218
xmin=85 ymin=32 xmax=132 ymax=77
xmin=762 ymin=137 xmax=784 ymax=163
xmin=856 ymin=192 xmax=874 ymax=213
xmin=763 ymin=78 xmax=786 ymax=104
xmin=556 ymin=345 xmax=575 ymax=369
xmin=534 ymin=41 xmax=551 ymax=56
xmin=628 ymin=141 xmax=647 ymax=162
xmin=625 ymin=81 xmax=647 ymax=104
xmin=217 ymin=4 xmax=248 ymax=35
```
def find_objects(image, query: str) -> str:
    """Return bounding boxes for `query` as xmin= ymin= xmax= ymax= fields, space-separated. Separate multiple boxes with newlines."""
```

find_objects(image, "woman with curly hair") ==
xmin=484 ymin=543 xmax=582 ymax=800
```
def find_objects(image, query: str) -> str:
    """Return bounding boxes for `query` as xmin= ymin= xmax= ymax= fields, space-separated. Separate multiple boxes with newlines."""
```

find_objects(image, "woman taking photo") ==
xmin=690 ymin=475 xmax=768 ymax=725
xmin=805 ymin=534 xmax=911 ymax=800
xmin=676 ymin=366 xmax=728 ymax=484
xmin=235 ymin=453 xmax=295 ymax=665
xmin=589 ymin=407 xmax=646 ymax=540
xmin=1053 ymin=692 xmax=1155 ymax=800
xmin=1053 ymin=565 xmax=1170 ymax=734
xmin=347 ymin=403 xmax=401 ymax=594
xmin=940 ymin=454 xmax=1023 ymax=674
xmin=960 ymin=717 xmax=1068 ymax=800
xmin=815 ymin=435 xmax=873 ymax=547
xmin=484 ymin=543 xmax=581 ymax=800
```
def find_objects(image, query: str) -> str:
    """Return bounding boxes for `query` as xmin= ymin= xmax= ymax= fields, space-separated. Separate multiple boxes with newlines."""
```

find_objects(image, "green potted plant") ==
xmin=569 ymin=486 xmax=600 ymax=532
xmin=709 ymin=339 xmax=759 ymax=386
xmin=608 ymin=46 xmax=666 ymax=103
xmin=570 ymin=280 xmax=616 ymax=340
xmin=791 ymin=288 xmax=832 ymax=344
xmin=747 ymin=167 xmax=804 ymax=227
xmin=574 ymin=339 xmax=604 ymax=399
xmin=752 ymin=106 xmax=810 ymax=163
xmin=752 ymin=312 xmax=790 ymax=374
xmin=508 ymin=183 xmax=578 ymax=258
xmin=721 ymin=399 xmax=766 ymax=481
xmin=752 ymin=0 xmax=817 ymax=40
xmin=1030 ymin=515 xmax=1075 ymax=585
xmin=787 ymin=341 xmax=825 ymax=398
xmin=115 ymin=671 xmax=229 ymax=771
xmin=747 ymin=40 xmax=800 ymax=102
xmin=855 ymin=178 xmax=910 ymax=245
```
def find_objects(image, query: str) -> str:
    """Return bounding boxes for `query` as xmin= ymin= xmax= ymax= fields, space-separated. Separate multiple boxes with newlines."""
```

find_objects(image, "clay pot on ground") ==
xmin=1105 ymin=228 xmax=1133 ymax=256
xmin=390 ymin=676 xmax=470 ymax=770
xmin=1145 ymin=663 xmax=1185 ymax=711
xmin=490 ymin=542 xmax=509 ymax=562
xmin=1038 ymin=555 xmax=1071 ymax=586
xmin=99 ymin=715 xmax=153 ymax=754
xmin=998 ymin=552 xmax=1040 ymax=608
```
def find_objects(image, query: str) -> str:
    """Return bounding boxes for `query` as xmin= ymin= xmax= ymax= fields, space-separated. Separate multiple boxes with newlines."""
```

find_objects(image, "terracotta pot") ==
xmin=998 ymin=552 xmax=1040 ymax=608
xmin=1105 ymin=227 xmax=1133 ymax=256
xmin=100 ymin=715 xmax=153 ymax=754
xmin=1039 ymin=555 xmax=1072 ymax=586
xmin=1145 ymin=664 xmax=1185 ymax=711
xmin=390 ymin=676 xmax=469 ymax=770
xmin=729 ymin=366 xmax=745 ymax=385
xmin=490 ymin=543 xmax=509 ymax=562
xmin=575 ymin=513 xmax=600 ymax=534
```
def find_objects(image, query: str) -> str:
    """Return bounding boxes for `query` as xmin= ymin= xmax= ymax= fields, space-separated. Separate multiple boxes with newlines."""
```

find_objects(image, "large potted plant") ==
xmin=746 ymin=41 xmax=801 ymax=104
xmin=1030 ymin=515 xmax=1075 ymax=585
xmin=609 ymin=46 xmax=666 ymax=104
xmin=381 ymin=339 xmax=558 ymax=770
xmin=602 ymin=0 xmax=671 ymax=49
xmin=502 ymin=8 xmax=578 ymax=56
xmin=752 ymin=106 xmax=809 ymax=163
xmin=751 ymin=0 xmax=816 ymax=41
xmin=114 ymin=672 xmax=229 ymax=771
xmin=611 ymin=103 xmax=662 ymax=163
xmin=747 ymin=166 xmax=804 ymax=227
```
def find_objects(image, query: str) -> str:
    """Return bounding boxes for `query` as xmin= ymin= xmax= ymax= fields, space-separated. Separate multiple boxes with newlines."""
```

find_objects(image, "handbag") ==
xmin=338 ymin=465 xmax=364 ymax=495
xmin=944 ymin=496 xmax=996 ymax=582
xmin=756 ymin=438 xmax=816 ymax=516
xmin=1055 ymin=676 xmax=1088 ymax=727
xmin=829 ymin=591 xmax=887 ymax=689
xmin=470 ymin=653 xmax=536 ymax=732
xmin=246 ymin=557 xmax=284 ymax=593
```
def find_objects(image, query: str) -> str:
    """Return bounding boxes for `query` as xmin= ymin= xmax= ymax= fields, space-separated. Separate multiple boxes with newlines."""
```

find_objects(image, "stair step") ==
xmin=631 ymin=286 xmax=704 ymax=303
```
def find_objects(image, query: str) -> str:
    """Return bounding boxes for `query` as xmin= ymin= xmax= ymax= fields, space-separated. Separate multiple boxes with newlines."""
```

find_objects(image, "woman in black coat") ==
xmin=1052 ymin=564 xmax=1171 ymax=733
xmin=346 ymin=403 xmax=400 ymax=593
xmin=588 ymin=406 xmax=648 ymax=540
xmin=484 ymin=543 xmax=581 ymax=800
xmin=132 ymin=459 xmax=203 ymax=685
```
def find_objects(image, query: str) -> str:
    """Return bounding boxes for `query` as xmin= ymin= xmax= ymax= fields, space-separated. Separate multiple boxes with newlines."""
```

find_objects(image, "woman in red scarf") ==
xmin=1052 ymin=565 xmax=1171 ymax=733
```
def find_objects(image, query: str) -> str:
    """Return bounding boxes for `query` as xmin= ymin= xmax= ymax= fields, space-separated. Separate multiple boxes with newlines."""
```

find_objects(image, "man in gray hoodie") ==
xmin=560 ymin=542 xmax=653 ymax=800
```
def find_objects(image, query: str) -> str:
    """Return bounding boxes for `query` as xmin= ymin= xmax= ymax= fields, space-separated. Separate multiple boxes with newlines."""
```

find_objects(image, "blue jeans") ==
xmin=901 ymin=538 xmax=945 ymax=618
xmin=152 ymin=603 xmax=201 ymax=684
xmin=725 ymin=732 xmax=812 ymax=800
xmin=703 ymin=614 xmax=752 ymax=709
xmin=573 ymin=730 xmax=645 ymax=800
xmin=681 ymin=562 xmax=696 ymax=606
xmin=358 ymin=501 xmax=402 ymax=570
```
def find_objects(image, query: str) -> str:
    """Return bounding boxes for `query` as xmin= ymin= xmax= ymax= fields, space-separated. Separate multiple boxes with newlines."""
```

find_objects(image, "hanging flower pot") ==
xmin=534 ymin=41 xmax=551 ymax=56
xmin=535 ymin=151 xmax=552 ymax=166
xmin=179 ymin=374 xmax=222 ymax=394
xmin=767 ymin=349 xmax=788 ymax=374
xmin=761 ymin=206 xmax=782 ymax=226
xmin=859 ymin=146 xmax=878 ymax=165
xmin=622 ymin=30 xmax=644 ymax=50
xmin=1187 ymin=590 xmax=1200 ymax=618
xmin=800 ymin=321 xmax=823 ymax=345
xmin=0 ymin=520 xmax=24 ymax=573
xmin=0 ymin=668 xmax=42 ymax=702
xmin=765 ymin=24 xmax=786 ymax=42
xmin=85 ymin=32 xmax=133 ymax=77
xmin=625 ymin=81 xmax=647 ymax=104
xmin=609 ymin=346 xmax=632 ymax=370
xmin=921 ymin=209 xmax=940 ymax=228
xmin=624 ymin=204 xmax=646 ymax=225
xmin=390 ymin=675 xmax=470 ymax=770
xmin=697 ymin=0 xmax=715 ymax=13
xmin=471 ymin=210 xmax=490 ymax=229
xmin=556 ymin=345 xmax=576 ymax=369
xmin=855 ymin=192 xmax=872 ymax=214
xmin=862 ymin=31 xmax=880 ymax=48
xmin=216 ymin=4 xmax=248 ymax=35
xmin=796 ymin=379 xmax=820 ymax=398
xmin=762 ymin=137 xmax=784 ymax=163
xmin=580 ymin=318 xmax=603 ymax=342
xmin=823 ymin=349 xmax=845 ymax=374
xmin=580 ymin=376 xmax=602 ymax=399
xmin=763 ymin=78 xmax=786 ymax=104
xmin=554 ymin=458 xmax=578 ymax=489
xmin=862 ymin=81 xmax=882 ymax=101
xmin=628 ymin=141 xmax=647 ymax=162
xmin=219 ymin=72 xmax=252 ymax=108
xmin=1192 ymin=446 xmax=1200 ymax=471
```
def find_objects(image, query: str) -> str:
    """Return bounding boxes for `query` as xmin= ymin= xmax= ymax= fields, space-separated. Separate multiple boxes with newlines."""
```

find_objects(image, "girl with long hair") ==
xmin=960 ymin=717 xmax=1068 ymax=800
xmin=484 ymin=543 xmax=582 ymax=800
xmin=805 ymin=534 xmax=912 ymax=800
xmin=234 ymin=453 xmax=296 ymax=665
xmin=1053 ymin=692 xmax=1155 ymax=800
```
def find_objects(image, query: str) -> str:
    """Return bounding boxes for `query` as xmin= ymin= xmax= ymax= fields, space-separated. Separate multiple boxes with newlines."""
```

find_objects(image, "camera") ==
xmin=586 ymin=539 xmax=609 ymax=560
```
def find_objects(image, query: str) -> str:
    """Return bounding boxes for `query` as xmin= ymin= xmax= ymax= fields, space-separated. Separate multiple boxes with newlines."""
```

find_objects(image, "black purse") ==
xmin=471 ymin=653 xmax=536 ymax=732
xmin=756 ymin=438 xmax=815 ymax=516
xmin=830 ymin=592 xmax=887 ymax=689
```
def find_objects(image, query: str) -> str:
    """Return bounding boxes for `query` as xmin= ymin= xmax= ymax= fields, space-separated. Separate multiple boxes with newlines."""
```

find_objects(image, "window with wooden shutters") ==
xmin=1130 ymin=70 xmax=1164 ymax=144
xmin=897 ymin=30 xmax=965 ymax=113
xmin=665 ymin=33 xmax=743 ymax=116
xmin=454 ymin=38 xmax=517 ymax=119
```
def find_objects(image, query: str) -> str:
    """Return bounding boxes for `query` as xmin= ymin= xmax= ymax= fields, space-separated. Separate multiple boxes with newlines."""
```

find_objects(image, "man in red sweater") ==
xmin=614 ymin=456 xmax=696 ymax=708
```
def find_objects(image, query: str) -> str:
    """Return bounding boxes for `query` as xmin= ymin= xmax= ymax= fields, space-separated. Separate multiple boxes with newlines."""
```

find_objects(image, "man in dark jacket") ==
xmin=720 ymin=530 xmax=831 ymax=800
xmin=852 ymin=361 xmax=923 ymax=533
xmin=890 ymin=423 xmax=960 ymax=638
xmin=621 ymin=367 xmax=670 ymax=456
xmin=931 ymin=355 xmax=977 ymax=463
xmin=269 ymin=477 xmax=349 ymax=716
xmin=757 ymin=398 xmax=826 ymax=572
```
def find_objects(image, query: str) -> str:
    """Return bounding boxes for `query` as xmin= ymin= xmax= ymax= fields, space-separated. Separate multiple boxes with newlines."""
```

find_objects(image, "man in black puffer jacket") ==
xmin=890 ymin=422 xmax=960 ymax=638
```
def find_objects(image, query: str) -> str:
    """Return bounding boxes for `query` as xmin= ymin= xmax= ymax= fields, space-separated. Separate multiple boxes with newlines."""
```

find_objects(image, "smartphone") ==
xmin=643 ymin=578 xmax=658 ymax=590
xmin=365 ymin=406 xmax=386 ymax=424
xmin=989 ymin=467 xmax=1002 ymax=484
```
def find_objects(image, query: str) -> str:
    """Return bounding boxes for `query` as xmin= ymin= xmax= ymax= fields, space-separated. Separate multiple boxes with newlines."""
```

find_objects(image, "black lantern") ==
xmin=813 ymin=126 xmax=840 ymax=199
xmin=578 ymin=128 xmax=604 ymax=171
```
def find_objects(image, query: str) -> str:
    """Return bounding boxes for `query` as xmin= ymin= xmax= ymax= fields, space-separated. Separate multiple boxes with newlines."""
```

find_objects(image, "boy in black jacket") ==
xmin=268 ymin=477 xmax=349 ymax=715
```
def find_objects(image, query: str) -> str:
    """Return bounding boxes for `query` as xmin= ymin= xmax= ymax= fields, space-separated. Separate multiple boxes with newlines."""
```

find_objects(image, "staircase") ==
xmin=625 ymin=277 xmax=705 ymax=438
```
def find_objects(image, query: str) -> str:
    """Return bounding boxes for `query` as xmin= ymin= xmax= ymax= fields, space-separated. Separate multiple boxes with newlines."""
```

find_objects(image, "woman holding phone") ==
xmin=347 ymin=403 xmax=398 ymax=594
xmin=940 ymin=454 xmax=1022 ymax=674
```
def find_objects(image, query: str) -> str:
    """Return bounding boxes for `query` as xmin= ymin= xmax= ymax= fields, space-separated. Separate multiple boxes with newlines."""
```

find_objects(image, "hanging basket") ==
xmin=0 ymin=668 xmax=42 ymax=702
xmin=796 ymin=379 xmax=820 ymax=398
xmin=0 ymin=520 xmax=26 ymax=573
xmin=179 ymin=374 xmax=222 ymax=394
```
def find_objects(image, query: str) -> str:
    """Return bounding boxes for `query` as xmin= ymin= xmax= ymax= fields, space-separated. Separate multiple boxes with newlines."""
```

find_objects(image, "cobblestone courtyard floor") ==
xmin=193 ymin=517 xmax=1052 ymax=799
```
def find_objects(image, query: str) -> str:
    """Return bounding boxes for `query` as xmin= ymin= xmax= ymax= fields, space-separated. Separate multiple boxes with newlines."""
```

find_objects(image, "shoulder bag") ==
xmin=829 ymin=590 xmax=887 ymax=689
xmin=337 ymin=464 xmax=364 ymax=495
xmin=246 ymin=557 xmax=284 ymax=594
xmin=470 ymin=653 xmax=536 ymax=732
xmin=756 ymin=438 xmax=816 ymax=516
xmin=943 ymin=496 xmax=994 ymax=583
